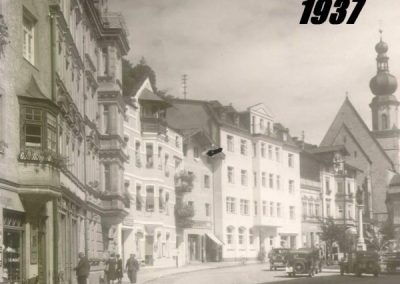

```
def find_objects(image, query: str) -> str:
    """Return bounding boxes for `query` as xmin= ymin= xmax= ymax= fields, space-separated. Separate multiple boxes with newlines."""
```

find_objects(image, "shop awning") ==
xmin=206 ymin=232 xmax=223 ymax=246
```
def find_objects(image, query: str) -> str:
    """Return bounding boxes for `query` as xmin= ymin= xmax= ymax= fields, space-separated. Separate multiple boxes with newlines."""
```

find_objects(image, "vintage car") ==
xmin=339 ymin=251 xmax=380 ymax=277
xmin=285 ymin=248 xmax=321 ymax=277
xmin=268 ymin=248 xmax=291 ymax=270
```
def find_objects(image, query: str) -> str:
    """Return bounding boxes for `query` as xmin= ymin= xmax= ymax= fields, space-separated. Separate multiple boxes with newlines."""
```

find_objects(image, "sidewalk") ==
xmin=121 ymin=260 xmax=260 ymax=284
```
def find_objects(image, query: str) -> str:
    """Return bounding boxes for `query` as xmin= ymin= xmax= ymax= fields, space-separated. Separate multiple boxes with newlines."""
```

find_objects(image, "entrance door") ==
xmin=3 ymin=230 xmax=23 ymax=282
xmin=188 ymin=235 xmax=200 ymax=262
xmin=145 ymin=236 xmax=154 ymax=265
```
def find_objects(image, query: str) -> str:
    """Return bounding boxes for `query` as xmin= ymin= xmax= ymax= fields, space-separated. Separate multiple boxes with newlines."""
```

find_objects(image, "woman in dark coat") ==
xmin=105 ymin=253 xmax=117 ymax=284
xmin=116 ymin=254 xmax=123 ymax=283
xmin=126 ymin=254 xmax=140 ymax=284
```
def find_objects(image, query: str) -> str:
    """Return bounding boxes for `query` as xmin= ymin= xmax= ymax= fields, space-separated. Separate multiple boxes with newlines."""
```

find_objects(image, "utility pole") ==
xmin=182 ymin=74 xmax=187 ymax=100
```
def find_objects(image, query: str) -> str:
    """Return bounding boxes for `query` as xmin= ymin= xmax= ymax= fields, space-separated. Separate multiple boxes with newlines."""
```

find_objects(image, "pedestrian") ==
xmin=74 ymin=252 xmax=90 ymax=284
xmin=126 ymin=254 xmax=140 ymax=284
xmin=105 ymin=253 xmax=118 ymax=284
xmin=116 ymin=254 xmax=123 ymax=284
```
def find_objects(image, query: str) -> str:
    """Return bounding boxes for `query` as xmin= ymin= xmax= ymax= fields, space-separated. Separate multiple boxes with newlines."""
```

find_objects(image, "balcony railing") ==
xmin=141 ymin=117 xmax=168 ymax=135
xmin=101 ymin=12 xmax=128 ymax=35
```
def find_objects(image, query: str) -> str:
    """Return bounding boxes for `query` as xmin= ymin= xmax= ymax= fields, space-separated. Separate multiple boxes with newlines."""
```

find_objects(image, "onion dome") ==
xmin=369 ymin=30 xmax=398 ymax=96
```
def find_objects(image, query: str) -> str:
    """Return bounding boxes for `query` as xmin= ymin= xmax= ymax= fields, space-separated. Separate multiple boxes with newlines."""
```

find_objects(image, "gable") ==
xmin=248 ymin=103 xmax=274 ymax=120
xmin=320 ymin=98 xmax=394 ymax=169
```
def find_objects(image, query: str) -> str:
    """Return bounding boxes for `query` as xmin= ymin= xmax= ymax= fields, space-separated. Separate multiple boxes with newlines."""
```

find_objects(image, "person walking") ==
xmin=74 ymin=252 xmax=90 ymax=284
xmin=126 ymin=254 xmax=140 ymax=284
xmin=116 ymin=254 xmax=123 ymax=284
xmin=105 ymin=253 xmax=118 ymax=284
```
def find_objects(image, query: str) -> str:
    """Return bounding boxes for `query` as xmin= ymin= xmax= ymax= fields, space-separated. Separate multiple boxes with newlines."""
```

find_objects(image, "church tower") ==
xmin=370 ymin=30 xmax=400 ymax=170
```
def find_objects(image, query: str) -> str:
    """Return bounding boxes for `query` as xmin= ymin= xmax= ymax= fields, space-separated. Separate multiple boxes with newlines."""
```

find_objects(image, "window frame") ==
xmin=22 ymin=9 xmax=36 ymax=65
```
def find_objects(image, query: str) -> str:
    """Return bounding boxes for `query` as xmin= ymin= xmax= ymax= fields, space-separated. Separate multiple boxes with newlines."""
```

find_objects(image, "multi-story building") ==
xmin=299 ymin=142 xmax=360 ymax=259
xmin=0 ymin=0 xmax=129 ymax=282
xmin=166 ymin=99 xmax=302 ymax=260
xmin=123 ymin=78 xmax=183 ymax=267
xmin=179 ymin=129 xmax=222 ymax=264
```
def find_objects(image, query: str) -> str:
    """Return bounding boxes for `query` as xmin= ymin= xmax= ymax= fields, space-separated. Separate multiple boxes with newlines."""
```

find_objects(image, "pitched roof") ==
xmin=320 ymin=97 xmax=394 ymax=169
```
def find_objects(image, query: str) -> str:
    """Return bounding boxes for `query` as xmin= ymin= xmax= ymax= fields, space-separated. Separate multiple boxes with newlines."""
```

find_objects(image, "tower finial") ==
xmin=379 ymin=28 xmax=383 ymax=41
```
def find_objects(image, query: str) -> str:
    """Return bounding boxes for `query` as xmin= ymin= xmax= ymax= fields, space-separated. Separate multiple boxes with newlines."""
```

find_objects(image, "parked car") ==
xmin=339 ymin=251 xmax=380 ymax=277
xmin=268 ymin=248 xmax=290 ymax=270
xmin=285 ymin=248 xmax=321 ymax=277
xmin=382 ymin=251 xmax=400 ymax=273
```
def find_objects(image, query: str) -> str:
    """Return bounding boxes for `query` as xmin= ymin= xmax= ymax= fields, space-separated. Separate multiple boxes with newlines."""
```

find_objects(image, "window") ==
xmin=23 ymin=13 xmax=35 ymax=64
xmin=253 ymin=172 xmax=257 ymax=187
xmin=227 ymin=166 xmax=234 ymax=184
xmin=347 ymin=182 xmax=352 ymax=195
xmin=103 ymin=105 xmax=110 ymax=134
xmin=289 ymin=180 xmax=295 ymax=194
xmin=193 ymin=146 xmax=200 ymax=159
xmin=238 ymin=227 xmax=245 ymax=245
xmin=146 ymin=186 xmax=155 ymax=212
xmin=268 ymin=145 xmax=273 ymax=159
xmin=325 ymin=177 xmax=331 ymax=194
xmin=277 ymin=203 xmax=281 ymax=217
xmin=240 ymin=139 xmax=247 ymax=155
xmin=288 ymin=153 xmax=294 ymax=168
xmin=302 ymin=201 xmax=307 ymax=218
xmin=227 ymin=135 xmax=234 ymax=152
xmin=261 ymin=143 xmax=266 ymax=158
xmin=104 ymin=164 xmax=111 ymax=190
xmin=204 ymin=175 xmax=210 ymax=189
xmin=315 ymin=203 xmax=320 ymax=217
xmin=159 ymin=188 xmax=164 ymax=212
xmin=289 ymin=206 xmax=295 ymax=220
xmin=262 ymin=201 xmax=267 ymax=216
xmin=269 ymin=174 xmax=274 ymax=189
xmin=276 ymin=175 xmax=281 ymax=190
xmin=205 ymin=203 xmax=210 ymax=217
xmin=270 ymin=202 xmax=274 ymax=217
xmin=136 ymin=184 xmax=142 ymax=211
xmin=22 ymin=107 xmax=57 ymax=151
xmin=382 ymin=113 xmax=388 ymax=130
xmin=262 ymin=172 xmax=266 ymax=187
xmin=249 ymin=229 xmax=254 ymax=245
xmin=240 ymin=199 xmax=249 ymax=215
xmin=254 ymin=201 xmax=258 ymax=215
xmin=326 ymin=202 xmax=331 ymax=217
xmin=252 ymin=143 xmax=256 ymax=157
xmin=146 ymin=143 xmax=154 ymax=168
xmin=260 ymin=119 xmax=265 ymax=131
xmin=241 ymin=169 xmax=247 ymax=186
xmin=183 ymin=144 xmax=188 ymax=156
xmin=226 ymin=227 xmax=234 ymax=245
xmin=275 ymin=147 xmax=280 ymax=162
xmin=226 ymin=197 xmax=236 ymax=214
xmin=188 ymin=201 xmax=194 ymax=210
xmin=338 ymin=205 xmax=343 ymax=218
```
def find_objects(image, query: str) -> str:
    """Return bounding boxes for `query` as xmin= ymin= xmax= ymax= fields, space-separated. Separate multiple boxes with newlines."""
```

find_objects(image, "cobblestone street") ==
xmin=129 ymin=263 xmax=399 ymax=284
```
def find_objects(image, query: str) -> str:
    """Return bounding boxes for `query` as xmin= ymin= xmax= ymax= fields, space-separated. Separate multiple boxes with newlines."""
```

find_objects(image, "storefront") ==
xmin=2 ymin=209 xmax=25 ymax=283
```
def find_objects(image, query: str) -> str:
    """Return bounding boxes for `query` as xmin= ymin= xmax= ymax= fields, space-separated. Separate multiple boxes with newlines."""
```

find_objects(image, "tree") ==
xmin=122 ymin=57 xmax=157 ymax=96
xmin=365 ymin=219 xmax=396 ymax=253
xmin=319 ymin=218 xmax=347 ymax=260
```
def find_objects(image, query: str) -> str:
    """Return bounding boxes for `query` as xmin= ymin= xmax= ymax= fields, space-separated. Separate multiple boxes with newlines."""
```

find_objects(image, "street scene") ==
xmin=1 ymin=0 xmax=400 ymax=283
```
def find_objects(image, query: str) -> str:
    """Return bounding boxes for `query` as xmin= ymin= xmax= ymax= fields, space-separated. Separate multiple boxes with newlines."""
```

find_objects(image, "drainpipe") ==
xmin=50 ymin=11 xmax=59 ymax=283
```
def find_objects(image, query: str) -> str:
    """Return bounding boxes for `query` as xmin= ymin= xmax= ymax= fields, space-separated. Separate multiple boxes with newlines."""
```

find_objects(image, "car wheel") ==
xmin=294 ymin=262 xmax=305 ymax=274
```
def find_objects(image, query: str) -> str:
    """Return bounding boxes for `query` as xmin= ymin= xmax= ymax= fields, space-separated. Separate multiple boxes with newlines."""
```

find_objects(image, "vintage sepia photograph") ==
xmin=1 ymin=0 xmax=400 ymax=283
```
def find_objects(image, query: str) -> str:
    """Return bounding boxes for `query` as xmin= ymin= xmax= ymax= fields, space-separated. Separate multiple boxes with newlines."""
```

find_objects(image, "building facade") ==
xmin=123 ymin=78 xmax=183 ymax=267
xmin=0 ymin=0 xmax=129 ymax=282
xmin=299 ymin=144 xmax=359 ymax=259
xmin=166 ymin=99 xmax=302 ymax=261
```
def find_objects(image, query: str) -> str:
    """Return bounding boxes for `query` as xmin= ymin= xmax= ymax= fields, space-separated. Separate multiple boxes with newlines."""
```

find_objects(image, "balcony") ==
xmin=175 ymin=203 xmax=195 ymax=228
xmin=335 ymin=192 xmax=354 ymax=201
xmin=141 ymin=117 xmax=168 ymax=135
xmin=175 ymin=171 xmax=195 ymax=193
xmin=101 ymin=12 xmax=128 ymax=35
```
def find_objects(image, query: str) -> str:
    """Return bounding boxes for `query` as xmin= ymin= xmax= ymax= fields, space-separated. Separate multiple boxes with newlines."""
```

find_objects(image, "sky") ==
xmin=110 ymin=0 xmax=400 ymax=144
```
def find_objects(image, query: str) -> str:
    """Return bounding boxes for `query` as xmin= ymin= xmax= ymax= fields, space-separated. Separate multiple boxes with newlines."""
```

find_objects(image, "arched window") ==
xmin=226 ymin=226 xmax=234 ymax=245
xmin=238 ymin=227 xmax=246 ymax=245
xmin=382 ymin=113 xmax=389 ymax=130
